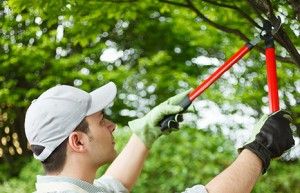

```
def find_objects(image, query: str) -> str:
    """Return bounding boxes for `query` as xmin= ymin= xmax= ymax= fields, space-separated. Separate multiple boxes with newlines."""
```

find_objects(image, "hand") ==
xmin=128 ymin=90 xmax=191 ymax=148
xmin=239 ymin=110 xmax=295 ymax=174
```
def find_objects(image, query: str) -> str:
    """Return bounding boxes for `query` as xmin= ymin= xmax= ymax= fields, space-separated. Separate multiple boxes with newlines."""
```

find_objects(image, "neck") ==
xmin=47 ymin=159 xmax=98 ymax=184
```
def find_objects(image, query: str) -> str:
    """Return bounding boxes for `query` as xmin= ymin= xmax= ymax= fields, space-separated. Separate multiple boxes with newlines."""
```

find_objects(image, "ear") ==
xmin=68 ymin=132 xmax=88 ymax=153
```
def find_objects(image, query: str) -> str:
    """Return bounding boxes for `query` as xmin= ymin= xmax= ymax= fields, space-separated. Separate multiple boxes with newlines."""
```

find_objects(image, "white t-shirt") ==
xmin=34 ymin=175 xmax=208 ymax=193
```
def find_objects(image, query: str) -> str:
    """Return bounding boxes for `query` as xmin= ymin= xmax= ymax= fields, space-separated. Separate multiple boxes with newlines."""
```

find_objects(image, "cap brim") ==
xmin=86 ymin=82 xmax=117 ymax=116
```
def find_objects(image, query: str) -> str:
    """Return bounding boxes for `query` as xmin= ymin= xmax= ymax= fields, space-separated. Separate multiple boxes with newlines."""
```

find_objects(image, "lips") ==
xmin=111 ymin=135 xmax=115 ymax=144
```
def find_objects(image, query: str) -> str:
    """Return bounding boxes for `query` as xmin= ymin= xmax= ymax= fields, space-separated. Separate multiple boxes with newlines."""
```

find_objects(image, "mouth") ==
xmin=111 ymin=135 xmax=115 ymax=144
xmin=112 ymin=136 xmax=115 ymax=145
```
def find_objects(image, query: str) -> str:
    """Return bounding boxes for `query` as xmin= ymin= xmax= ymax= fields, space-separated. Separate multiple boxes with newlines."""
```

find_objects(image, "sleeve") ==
xmin=182 ymin=184 xmax=208 ymax=193
xmin=94 ymin=175 xmax=129 ymax=193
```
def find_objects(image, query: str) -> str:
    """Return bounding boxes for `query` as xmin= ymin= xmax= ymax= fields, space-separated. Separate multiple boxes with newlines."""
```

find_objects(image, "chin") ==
xmin=96 ymin=149 xmax=118 ymax=166
xmin=106 ymin=150 xmax=118 ymax=163
xmin=111 ymin=149 xmax=118 ymax=160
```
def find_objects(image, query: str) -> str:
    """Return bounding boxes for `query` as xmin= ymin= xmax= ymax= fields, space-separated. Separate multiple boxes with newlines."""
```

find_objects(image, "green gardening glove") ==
xmin=128 ymin=90 xmax=191 ymax=148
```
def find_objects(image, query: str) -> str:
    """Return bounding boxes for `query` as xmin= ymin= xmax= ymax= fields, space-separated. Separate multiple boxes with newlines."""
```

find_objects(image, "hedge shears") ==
xmin=160 ymin=18 xmax=282 ymax=131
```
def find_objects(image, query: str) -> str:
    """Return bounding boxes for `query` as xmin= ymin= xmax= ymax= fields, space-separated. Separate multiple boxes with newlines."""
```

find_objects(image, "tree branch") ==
xmin=265 ymin=0 xmax=275 ymax=17
xmin=158 ymin=0 xmax=190 ymax=8
xmin=160 ymin=0 xmax=295 ymax=64
xmin=288 ymin=0 xmax=300 ymax=21
xmin=274 ymin=28 xmax=300 ymax=67
xmin=201 ymin=0 xmax=262 ymax=29
xmin=247 ymin=0 xmax=300 ymax=67
xmin=255 ymin=45 xmax=295 ymax=64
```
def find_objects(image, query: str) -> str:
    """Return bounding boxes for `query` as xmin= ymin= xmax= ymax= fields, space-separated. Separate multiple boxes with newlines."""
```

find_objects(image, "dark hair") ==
xmin=31 ymin=118 xmax=89 ymax=174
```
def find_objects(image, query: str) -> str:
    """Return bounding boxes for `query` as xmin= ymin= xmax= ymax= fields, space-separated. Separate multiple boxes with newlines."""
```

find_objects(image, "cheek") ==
xmin=94 ymin=127 xmax=111 ymax=143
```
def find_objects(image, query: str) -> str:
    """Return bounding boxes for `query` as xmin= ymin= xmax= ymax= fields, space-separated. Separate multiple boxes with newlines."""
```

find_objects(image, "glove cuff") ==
xmin=128 ymin=118 xmax=160 ymax=148
xmin=242 ymin=141 xmax=271 ymax=174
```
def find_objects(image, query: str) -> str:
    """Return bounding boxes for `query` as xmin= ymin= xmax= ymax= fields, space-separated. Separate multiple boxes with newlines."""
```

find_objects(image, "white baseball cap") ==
xmin=24 ymin=82 xmax=117 ymax=161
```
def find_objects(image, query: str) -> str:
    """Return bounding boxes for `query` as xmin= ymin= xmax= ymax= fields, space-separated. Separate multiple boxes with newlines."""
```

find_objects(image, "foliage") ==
xmin=0 ymin=157 xmax=42 ymax=193
xmin=1 ymin=127 xmax=299 ymax=192
xmin=0 ymin=0 xmax=299 ymax=189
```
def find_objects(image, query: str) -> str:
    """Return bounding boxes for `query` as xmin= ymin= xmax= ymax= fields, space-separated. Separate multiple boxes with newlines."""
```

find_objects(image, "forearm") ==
xmin=104 ymin=134 xmax=149 ymax=191
xmin=205 ymin=149 xmax=262 ymax=193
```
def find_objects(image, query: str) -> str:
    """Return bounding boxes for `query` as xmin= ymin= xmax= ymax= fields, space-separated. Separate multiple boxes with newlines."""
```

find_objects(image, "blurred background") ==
xmin=0 ymin=0 xmax=299 ymax=192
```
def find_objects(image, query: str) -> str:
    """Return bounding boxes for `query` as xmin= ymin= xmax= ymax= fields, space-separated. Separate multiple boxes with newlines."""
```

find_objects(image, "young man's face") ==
xmin=85 ymin=111 xmax=117 ymax=166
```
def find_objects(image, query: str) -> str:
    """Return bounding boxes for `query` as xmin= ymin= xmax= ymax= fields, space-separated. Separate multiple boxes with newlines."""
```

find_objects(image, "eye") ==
xmin=99 ymin=114 xmax=105 ymax=125
xmin=100 ymin=118 xmax=105 ymax=124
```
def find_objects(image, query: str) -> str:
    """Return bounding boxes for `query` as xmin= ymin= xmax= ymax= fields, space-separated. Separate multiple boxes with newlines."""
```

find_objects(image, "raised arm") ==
xmin=104 ymin=134 xmax=149 ymax=191
xmin=205 ymin=110 xmax=294 ymax=193
xmin=205 ymin=149 xmax=262 ymax=193
xmin=104 ymin=90 xmax=190 ymax=191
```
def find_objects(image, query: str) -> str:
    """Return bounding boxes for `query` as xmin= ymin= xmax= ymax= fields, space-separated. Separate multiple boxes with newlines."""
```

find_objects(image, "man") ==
xmin=25 ymin=82 xmax=295 ymax=193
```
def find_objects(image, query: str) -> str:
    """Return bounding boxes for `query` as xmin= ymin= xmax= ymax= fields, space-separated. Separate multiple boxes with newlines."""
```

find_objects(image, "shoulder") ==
xmin=35 ymin=175 xmax=106 ymax=193
xmin=94 ymin=175 xmax=129 ymax=193
xmin=182 ymin=184 xmax=208 ymax=193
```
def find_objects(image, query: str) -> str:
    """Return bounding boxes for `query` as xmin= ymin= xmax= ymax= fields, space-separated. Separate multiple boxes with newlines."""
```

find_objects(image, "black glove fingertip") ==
xmin=168 ymin=120 xmax=179 ymax=129
xmin=175 ymin=114 xmax=183 ymax=122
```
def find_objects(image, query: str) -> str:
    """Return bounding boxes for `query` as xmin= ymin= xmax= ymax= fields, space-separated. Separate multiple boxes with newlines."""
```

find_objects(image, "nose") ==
xmin=105 ymin=118 xmax=116 ymax=133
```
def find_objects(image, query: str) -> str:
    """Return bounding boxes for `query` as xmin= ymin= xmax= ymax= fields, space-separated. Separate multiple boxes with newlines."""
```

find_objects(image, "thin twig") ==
xmin=185 ymin=0 xmax=249 ymax=41
xmin=265 ymin=0 xmax=275 ymax=16
xmin=288 ymin=0 xmax=300 ymax=21
xmin=246 ymin=0 xmax=265 ymax=20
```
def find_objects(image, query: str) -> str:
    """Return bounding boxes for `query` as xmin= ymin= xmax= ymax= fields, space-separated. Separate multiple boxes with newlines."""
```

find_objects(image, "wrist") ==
xmin=131 ymin=133 xmax=150 ymax=151
xmin=243 ymin=141 xmax=271 ymax=174
xmin=128 ymin=118 xmax=160 ymax=148
xmin=240 ymin=149 xmax=263 ymax=168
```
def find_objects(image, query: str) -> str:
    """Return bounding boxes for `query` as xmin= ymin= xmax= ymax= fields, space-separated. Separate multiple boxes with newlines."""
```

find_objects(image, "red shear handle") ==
xmin=189 ymin=45 xmax=251 ymax=101
xmin=266 ymin=47 xmax=279 ymax=113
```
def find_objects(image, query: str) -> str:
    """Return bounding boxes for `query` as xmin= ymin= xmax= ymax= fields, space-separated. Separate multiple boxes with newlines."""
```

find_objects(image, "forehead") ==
xmin=86 ymin=111 xmax=103 ymax=121
xmin=95 ymin=111 xmax=104 ymax=118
